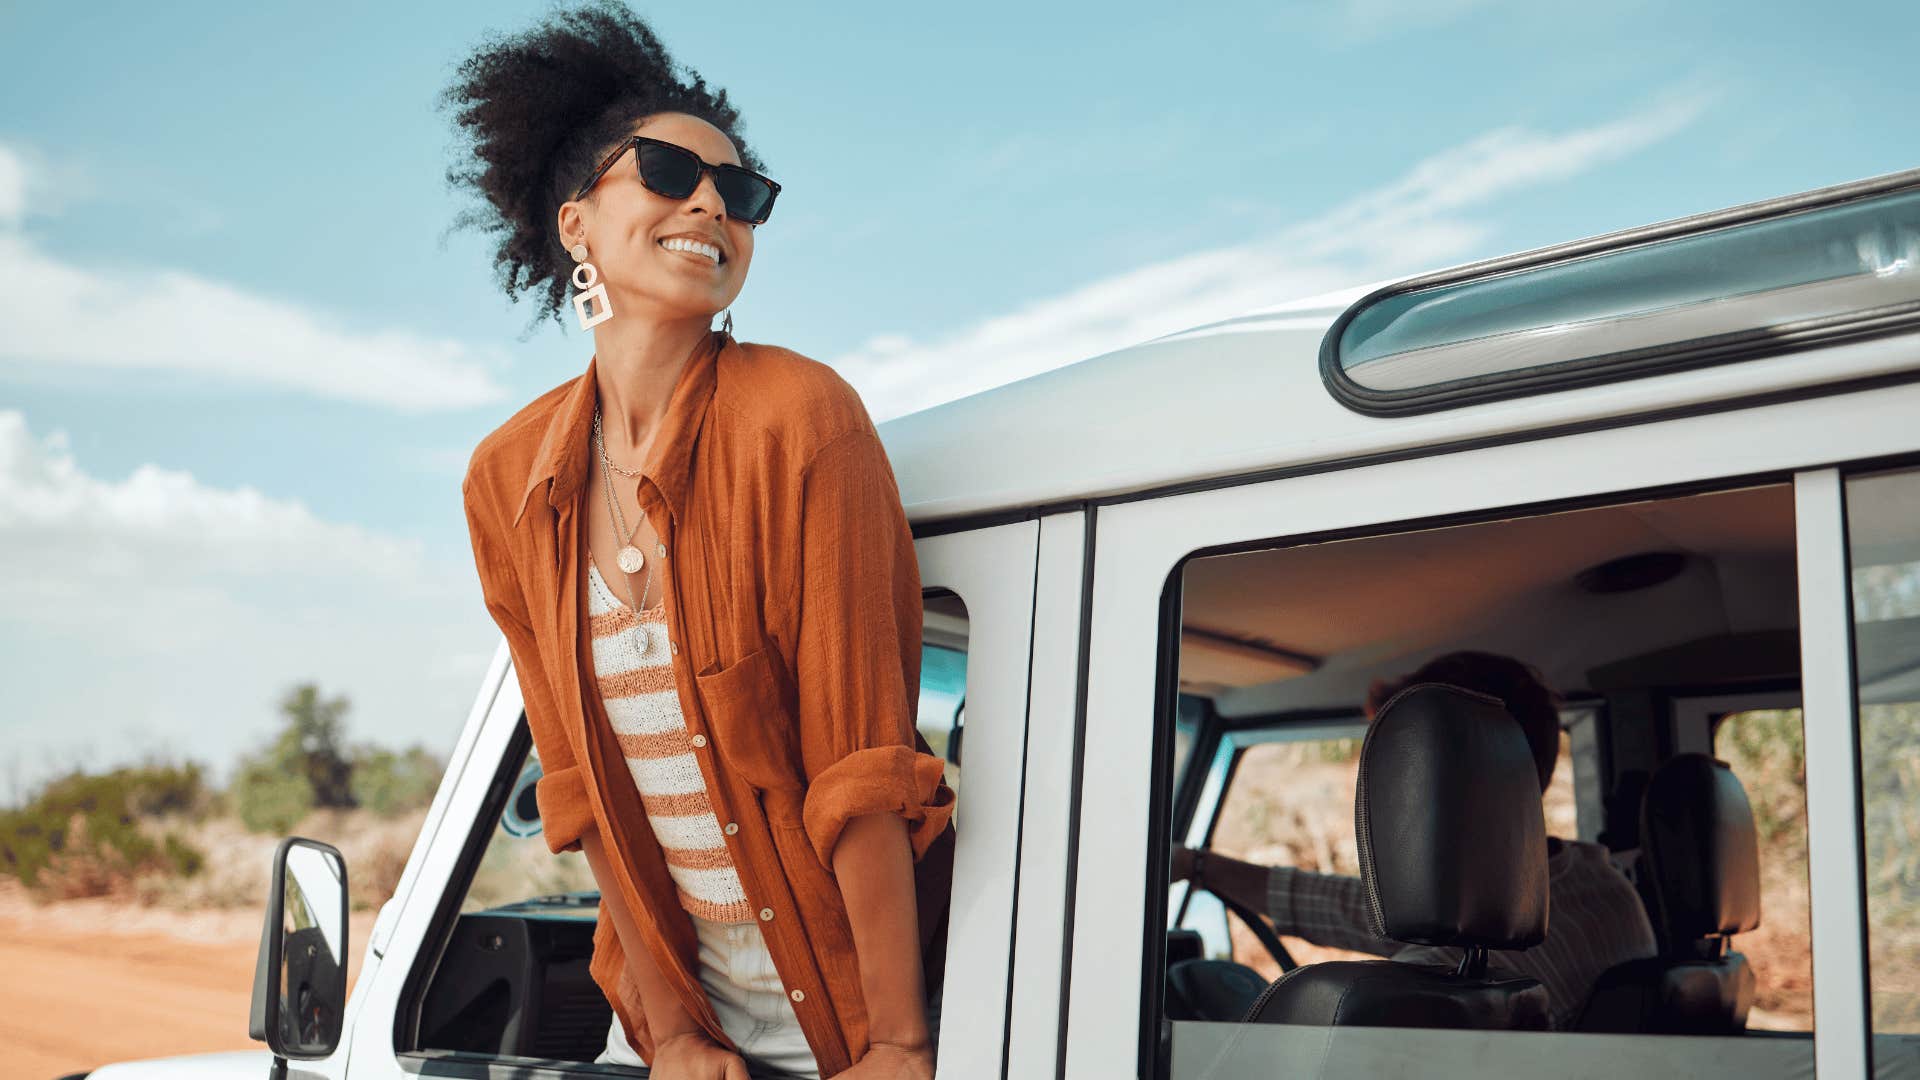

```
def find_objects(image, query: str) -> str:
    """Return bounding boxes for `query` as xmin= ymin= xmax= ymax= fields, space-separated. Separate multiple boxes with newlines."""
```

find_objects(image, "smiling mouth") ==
xmin=658 ymin=238 xmax=726 ymax=266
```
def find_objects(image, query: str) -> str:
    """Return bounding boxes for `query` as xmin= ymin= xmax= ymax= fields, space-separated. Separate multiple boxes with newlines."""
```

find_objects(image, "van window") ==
xmin=1710 ymin=708 xmax=1814 ymax=1031
xmin=1322 ymin=177 xmax=1920 ymax=415
xmin=466 ymin=739 xmax=596 ymax=914
xmin=1845 ymin=465 xmax=1920 ymax=1034
xmin=1156 ymin=482 xmax=1817 ymax=1077
xmin=1208 ymin=730 xmax=1373 ymax=975
xmin=919 ymin=589 xmax=970 ymax=795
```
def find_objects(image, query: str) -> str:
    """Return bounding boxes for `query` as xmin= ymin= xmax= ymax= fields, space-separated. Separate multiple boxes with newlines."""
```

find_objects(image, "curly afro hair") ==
xmin=438 ymin=0 xmax=765 ymax=335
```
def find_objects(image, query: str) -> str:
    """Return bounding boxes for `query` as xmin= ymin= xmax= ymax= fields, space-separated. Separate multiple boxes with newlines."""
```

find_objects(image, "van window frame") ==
xmin=1319 ymin=168 xmax=1920 ymax=418
xmin=1130 ymin=469 xmax=1872 ymax=1079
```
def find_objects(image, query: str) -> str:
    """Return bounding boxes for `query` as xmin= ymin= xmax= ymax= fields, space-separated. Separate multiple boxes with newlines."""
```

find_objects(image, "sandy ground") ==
xmin=0 ymin=880 xmax=366 ymax=1080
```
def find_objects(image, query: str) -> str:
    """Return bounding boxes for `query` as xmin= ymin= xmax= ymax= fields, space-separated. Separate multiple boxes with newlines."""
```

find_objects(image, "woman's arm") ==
xmin=832 ymin=812 xmax=930 ymax=1052
xmin=789 ymin=425 xmax=952 ymax=1078
xmin=580 ymin=826 xmax=748 ymax=1079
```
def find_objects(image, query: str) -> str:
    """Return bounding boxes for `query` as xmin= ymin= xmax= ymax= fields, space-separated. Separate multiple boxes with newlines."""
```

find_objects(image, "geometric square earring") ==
xmin=570 ymin=243 xmax=613 ymax=330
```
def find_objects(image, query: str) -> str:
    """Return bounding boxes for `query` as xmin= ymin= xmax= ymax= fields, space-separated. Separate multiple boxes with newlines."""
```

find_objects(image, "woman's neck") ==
xmin=590 ymin=313 xmax=712 ymax=454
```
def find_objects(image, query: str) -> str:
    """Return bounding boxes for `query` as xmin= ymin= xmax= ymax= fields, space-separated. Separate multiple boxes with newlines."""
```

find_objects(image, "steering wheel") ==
xmin=1190 ymin=877 xmax=1299 ymax=975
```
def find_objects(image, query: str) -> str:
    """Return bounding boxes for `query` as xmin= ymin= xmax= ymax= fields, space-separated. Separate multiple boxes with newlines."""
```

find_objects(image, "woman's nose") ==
xmin=689 ymin=169 xmax=728 ymax=217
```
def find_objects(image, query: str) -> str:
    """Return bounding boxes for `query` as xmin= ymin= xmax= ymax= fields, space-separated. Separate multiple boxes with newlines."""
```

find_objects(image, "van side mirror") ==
xmin=249 ymin=837 xmax=349 ymax=1061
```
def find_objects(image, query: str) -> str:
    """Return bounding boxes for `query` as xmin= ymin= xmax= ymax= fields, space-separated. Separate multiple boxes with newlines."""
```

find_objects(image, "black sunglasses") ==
xmin=572 ymin=135 xmax=782 ymax=225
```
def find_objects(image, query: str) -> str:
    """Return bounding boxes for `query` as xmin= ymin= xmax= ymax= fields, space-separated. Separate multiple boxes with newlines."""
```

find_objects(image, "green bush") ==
xmin=231 ymin=755 xmax=316 ymax=834
xmin=1715 ymin=708 xmax=1807 ymax=846
xmin=1862 ymin=702 xmax=1920 ymax=923
xmin=231 ymin=682 xmax=356 ymax=833
xmin=0 ymin=761 xmax=208 ymax=896
xmin=350 ymin=744 xmax=445 ymax=818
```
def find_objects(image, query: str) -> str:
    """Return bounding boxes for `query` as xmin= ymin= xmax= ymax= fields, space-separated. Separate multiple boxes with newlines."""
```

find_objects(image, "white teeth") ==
xmin=660 ymin=237 xmax=721 ymax=263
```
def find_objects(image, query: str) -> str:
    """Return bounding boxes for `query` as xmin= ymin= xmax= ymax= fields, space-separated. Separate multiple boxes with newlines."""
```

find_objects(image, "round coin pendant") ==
xmin=617 ymin=545 xmax=646 ymax=574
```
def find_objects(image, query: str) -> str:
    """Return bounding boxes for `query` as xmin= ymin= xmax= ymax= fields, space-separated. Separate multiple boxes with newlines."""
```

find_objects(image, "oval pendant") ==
xmin=617 ymin=545 xmax=646 ymax=574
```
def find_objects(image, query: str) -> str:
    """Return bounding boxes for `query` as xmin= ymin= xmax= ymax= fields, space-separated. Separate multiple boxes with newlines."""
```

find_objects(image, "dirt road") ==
xmin=0 ymin=884 xmax=364 ymax=1080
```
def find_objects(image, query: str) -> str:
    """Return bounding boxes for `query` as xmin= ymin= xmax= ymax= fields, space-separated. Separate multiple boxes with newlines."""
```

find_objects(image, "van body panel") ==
xmin=87 ymin=1049 xmax=278 ymax=1079
xmin=1795 ymin=469 xmax=1874 ymax=1077
xmin=912 ymin=521 xmax=1041 ymax=1078
xmin=1005 ymin=511 xmax=1092 ymax=1079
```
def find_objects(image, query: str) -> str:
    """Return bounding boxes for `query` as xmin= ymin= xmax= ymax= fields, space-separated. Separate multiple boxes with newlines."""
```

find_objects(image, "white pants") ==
xmin=595 ymin=911 xmax=821 ymax=1078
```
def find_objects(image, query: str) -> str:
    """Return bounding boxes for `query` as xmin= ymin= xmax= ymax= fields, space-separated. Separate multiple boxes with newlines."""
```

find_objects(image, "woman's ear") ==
xmin=556 ymin=199 xmax=588 ymax=254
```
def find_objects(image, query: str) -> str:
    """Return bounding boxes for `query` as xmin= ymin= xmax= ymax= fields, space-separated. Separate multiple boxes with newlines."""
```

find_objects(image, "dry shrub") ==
xmin=34 ymin=815 xmax=137 ymax=899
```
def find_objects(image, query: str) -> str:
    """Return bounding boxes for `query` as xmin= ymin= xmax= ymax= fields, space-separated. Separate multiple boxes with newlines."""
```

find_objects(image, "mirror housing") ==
xmin=248 ymin=836 xmax=349 ymax=1060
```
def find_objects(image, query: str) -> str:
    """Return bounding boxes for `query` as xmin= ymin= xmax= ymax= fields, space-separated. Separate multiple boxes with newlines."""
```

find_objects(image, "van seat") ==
xmin=1575 ymin=753 xmax=1760 ymax=1034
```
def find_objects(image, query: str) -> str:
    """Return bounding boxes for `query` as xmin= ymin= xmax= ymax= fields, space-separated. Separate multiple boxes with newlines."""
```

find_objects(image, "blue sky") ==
xmin=2 ymin=0 xmax=1915 ymax=802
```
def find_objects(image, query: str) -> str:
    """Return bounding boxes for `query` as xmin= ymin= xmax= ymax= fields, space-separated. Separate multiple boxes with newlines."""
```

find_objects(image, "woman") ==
xmin=443 ymin=5 xmax=955 ymax=1078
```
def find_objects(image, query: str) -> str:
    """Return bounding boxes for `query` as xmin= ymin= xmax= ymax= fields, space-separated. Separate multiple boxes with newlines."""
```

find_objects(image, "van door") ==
xmin=1057 ymin=379 xmax=1919 ymax=1078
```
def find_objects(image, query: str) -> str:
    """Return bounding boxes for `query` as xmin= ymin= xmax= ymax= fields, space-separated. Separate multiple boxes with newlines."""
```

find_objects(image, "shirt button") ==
xmin=724 ymin=822 xmax=739 ymax=835
xmin=790 ymin=989 xmax=806 ymax=1003
xmin=759 ymin=907 xmax=774 ymax=922
xmin=669 ymin=640 xmax=678 ymax=655
xmin=690 ymin=734 xmax=707 ymax=748
xmin=657 ymin=542 xmax=667 ymax=557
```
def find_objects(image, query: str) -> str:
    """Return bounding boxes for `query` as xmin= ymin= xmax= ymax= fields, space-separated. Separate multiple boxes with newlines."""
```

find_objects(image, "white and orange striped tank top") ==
xmin=586 ymin=559 xmax=756 ymax=924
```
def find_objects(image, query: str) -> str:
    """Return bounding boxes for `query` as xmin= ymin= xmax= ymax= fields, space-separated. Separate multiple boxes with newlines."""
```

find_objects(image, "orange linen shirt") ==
xmin=461 ymin=328 xmax=957 ymax=1075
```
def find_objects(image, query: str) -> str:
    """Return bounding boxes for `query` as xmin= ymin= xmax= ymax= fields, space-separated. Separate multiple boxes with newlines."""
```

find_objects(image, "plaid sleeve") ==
xmin=1265 ymin=865 xmax=1399 ymax=957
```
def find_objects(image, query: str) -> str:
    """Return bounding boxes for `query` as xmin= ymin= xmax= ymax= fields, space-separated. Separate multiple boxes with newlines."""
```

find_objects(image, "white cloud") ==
xmin=0 ymin=410 xmax=422 ymax=584
xmin=0 ymin=409 xmax=495 ymax=800
xmin=833 ymin=93 xmax=1714 ymax=422
xmin=0 ymin=142 xmax=510 ymax=412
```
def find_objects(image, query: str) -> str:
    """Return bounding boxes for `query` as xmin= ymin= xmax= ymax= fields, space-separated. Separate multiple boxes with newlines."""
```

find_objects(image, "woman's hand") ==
xmin=836 ymin=1039 xmax=935 ymax=1080
xmin=649 ymin=1030 xmax=751 ymax=1080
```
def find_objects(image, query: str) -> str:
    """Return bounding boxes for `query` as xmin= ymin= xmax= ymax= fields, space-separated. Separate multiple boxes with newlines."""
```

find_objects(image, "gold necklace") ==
xmin=593 ymin=408 xmax=652 ymax=582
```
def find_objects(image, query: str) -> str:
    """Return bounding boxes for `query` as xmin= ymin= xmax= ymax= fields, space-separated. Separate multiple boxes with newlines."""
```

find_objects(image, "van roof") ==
xmin=878 ymin=171 xmax=1920 ymax=526
xmin=876 ymin=283 xmax=1368 ymax=524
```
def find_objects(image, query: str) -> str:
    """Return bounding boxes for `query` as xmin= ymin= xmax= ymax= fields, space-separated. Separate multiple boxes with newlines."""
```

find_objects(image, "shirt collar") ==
xmin=514 ymin=328 xmax=726 ymax=529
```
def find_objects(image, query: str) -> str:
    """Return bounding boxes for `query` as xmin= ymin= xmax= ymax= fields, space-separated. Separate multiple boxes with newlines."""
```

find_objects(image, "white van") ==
xmin=90 ymin=167 xmax=1919 ymax=1080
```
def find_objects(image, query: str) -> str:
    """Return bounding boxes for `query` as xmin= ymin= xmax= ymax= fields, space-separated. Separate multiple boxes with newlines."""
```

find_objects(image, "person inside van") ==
xmin=1170 ymin=651 xmax=1657 ymax=1030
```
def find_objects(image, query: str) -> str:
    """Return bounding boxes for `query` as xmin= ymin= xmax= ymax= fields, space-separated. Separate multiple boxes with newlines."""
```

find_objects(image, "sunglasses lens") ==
xmin=714 ymin=169 xmax=777 ymax=224
xmin=632 ymin=140 xmax=777 ymax=224
xmin=636 ymin=143 xmax=700 ymax=198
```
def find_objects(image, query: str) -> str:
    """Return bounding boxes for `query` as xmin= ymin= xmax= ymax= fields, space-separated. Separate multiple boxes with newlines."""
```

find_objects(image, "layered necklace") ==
xmin=590 ymin=407 xmax=656 ymax=623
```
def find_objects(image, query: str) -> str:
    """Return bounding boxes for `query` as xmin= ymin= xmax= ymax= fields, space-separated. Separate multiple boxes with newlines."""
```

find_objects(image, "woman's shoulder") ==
xmin=463 ymin=373 xmax=581 ymax=502
xmin=722 ymin=338 xmax=881 ymax=458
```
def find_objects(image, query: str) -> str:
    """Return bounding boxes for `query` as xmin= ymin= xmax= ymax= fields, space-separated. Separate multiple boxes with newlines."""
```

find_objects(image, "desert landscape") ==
xmin=0 ymin=874 xmax=345 ymax=1080
xmin=0 ymin=800 xmax=425 ymax=1080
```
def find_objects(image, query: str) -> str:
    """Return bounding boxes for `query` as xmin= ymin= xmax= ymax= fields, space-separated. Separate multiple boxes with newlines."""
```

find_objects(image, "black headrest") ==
xmin=1356 ymin=683 xmax=1549 ymax=950
xmin=1640 ymin=754 xmax=1761 ymax=941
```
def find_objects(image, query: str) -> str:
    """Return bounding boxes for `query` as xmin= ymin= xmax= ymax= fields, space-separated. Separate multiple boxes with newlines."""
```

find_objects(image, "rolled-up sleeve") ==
xmin=794 ymin=428 xmax=955 ymax=870
xmin=463 ymin=468 xmax=594 ymax=855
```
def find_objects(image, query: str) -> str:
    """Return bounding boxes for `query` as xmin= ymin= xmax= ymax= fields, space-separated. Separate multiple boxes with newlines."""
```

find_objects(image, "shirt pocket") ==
xmin=693 ymin=644 xmax=806 ymax=800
